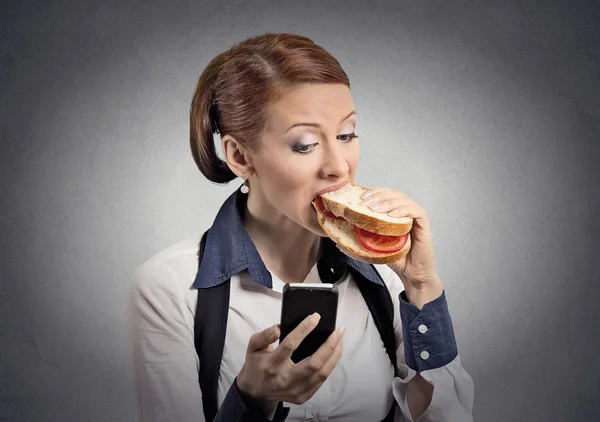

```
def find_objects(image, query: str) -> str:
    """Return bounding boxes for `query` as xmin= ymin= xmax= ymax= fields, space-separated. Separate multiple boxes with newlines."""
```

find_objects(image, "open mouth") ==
xmin=311 ymin=181 xmax=348 ymax=203
xmin=312 ymin=195 xmax=345 ymax=220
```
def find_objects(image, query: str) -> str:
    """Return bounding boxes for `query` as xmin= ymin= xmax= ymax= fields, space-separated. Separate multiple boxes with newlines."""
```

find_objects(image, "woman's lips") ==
xmin=312 ymin=181 xmax=348 ymax=202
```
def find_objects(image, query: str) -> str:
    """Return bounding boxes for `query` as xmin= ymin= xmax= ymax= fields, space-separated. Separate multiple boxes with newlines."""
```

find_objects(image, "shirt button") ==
xmin=418 ymin=324 xmax=428 ymax=334
xmin=420 ymin=350 xmax=430 ymax=360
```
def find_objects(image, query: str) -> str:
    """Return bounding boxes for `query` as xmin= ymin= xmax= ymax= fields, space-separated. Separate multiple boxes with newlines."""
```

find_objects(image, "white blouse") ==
xmin=129 ymin=236 xmax=474 ymax=422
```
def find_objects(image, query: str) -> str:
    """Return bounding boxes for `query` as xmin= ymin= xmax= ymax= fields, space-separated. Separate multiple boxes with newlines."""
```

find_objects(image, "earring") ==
xmin=240 ymin=179 xmax=249 ymax=194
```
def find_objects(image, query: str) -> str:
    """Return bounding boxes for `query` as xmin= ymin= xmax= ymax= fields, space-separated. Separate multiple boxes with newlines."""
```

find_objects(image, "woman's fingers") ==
xmin=308 ymin=334 xmax=344 ymax=381
xmin=386 ymin=203 xmax=424 ymax=218
xmin=278 ymin=325 xmax=345 ymax=402
xmin=247 ymin=324 xmax=280 ymax=353
xmin=361 ymin=187 xmax=404 ymax=201
xmin=244 ymin=321 xmax=345 ymax=406
xmin=295 ymin=327 xmax=345 ymax=375
xmin=362 ymin=196 xmax=425 ymax=219
xmin=272 ymin=313 xmax=321 ymax=364
xmin=360 ymin=186 xmax=394 ymax=199
xmin=360 ymin=190 xmax=413 ymax=210
xmin=368 ymin=198 xmax=413 ymax=214
xmin=291 ymin=341 xmax=344 ymax=405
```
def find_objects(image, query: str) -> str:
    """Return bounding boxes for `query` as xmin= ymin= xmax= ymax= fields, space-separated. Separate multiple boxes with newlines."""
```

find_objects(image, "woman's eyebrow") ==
xmin=284 ymin=110 xmax=356 ymax=133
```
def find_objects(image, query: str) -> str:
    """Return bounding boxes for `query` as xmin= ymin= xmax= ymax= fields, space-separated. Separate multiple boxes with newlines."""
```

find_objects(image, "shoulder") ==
xmin=130 ymin=236 xmax=201 ymax=305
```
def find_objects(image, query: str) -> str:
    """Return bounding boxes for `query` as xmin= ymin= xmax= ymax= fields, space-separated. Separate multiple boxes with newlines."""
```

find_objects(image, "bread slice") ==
xmin=316 ymin=204 xmax=412 ymax=265
xmin=320 ymin=184 xmax=413 ymax=236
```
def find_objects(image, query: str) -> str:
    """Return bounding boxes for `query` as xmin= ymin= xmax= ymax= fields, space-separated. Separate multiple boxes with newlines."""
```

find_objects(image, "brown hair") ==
xmin=190 ymin=33 xmax=350 ymax=184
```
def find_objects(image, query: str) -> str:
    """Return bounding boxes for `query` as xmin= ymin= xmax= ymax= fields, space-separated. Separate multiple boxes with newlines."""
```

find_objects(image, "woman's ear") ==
xmin=222 ymin=135 xmax=254 ymax=179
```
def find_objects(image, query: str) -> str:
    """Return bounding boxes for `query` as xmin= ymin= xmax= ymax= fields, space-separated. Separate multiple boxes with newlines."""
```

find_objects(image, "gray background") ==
xmin=1 ymin=0 xmax=599 ymax=421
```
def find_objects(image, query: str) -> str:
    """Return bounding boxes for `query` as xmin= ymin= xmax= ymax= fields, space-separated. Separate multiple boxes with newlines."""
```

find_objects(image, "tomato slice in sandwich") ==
xmin=354 ymin=226 xmax=409 ymax=254
xmin=314 ymin=196 xmax=345 ymax=220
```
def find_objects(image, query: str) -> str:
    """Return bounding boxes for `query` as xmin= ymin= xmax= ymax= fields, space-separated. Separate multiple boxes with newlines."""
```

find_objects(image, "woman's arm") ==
xmin=378 ymin=266 xmax=475 ymax=422
xmin=406 ymin=287 xmax=443 ymax=420
xmin=129 ymin=262 xmax=206 ymax=422
xmin=404 ymin=284 xmax=441 ymax=420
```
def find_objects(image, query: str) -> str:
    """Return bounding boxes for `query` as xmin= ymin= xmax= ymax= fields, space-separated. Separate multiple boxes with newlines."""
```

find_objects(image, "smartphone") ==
xmin=279 ymin=283 xmax=339 ymax=363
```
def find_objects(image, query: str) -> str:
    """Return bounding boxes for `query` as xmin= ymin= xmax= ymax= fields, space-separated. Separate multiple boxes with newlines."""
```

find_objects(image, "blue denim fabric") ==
xmin=399 ymin=290 xmax=458 ymax=371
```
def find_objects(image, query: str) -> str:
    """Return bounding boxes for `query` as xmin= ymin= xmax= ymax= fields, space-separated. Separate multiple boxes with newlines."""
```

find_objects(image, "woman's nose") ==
xmin=320 ymin=142 xmax=350 ymax=178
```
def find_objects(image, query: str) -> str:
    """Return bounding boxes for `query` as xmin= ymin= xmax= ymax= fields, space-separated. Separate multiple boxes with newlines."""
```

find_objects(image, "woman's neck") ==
xmin=242 ymin=194 xmax=323 ymax=284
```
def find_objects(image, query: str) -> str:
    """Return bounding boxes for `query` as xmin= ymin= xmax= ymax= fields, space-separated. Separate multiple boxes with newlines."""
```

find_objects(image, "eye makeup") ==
xmin=291 ymin=132 xmax=359 ymax=154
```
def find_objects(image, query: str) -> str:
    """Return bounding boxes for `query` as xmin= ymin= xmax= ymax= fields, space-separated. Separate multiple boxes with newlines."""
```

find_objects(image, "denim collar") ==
xmin=193 ymin=188 xmax=385 ymax=289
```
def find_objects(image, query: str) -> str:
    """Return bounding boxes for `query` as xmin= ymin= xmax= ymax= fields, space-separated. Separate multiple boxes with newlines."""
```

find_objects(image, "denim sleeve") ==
xmin=213 ymin=377 xmax=290 ymax=422
xmin=398 ymin=289 xmax=459 ymax=372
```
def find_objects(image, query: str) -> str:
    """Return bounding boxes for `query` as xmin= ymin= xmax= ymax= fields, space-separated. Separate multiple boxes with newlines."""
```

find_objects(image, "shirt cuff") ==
xmin=399 ymin=289 xmax=458 ymax=372
xmin=214 ymin=377 xmax=290 ymax=422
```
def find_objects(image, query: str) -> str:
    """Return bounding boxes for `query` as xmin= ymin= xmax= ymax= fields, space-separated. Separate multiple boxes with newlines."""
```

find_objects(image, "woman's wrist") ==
xmin=402 ymin=276 xmax=444 ymax=309
xmin=236 ymin=370 xmax=278 ymax=416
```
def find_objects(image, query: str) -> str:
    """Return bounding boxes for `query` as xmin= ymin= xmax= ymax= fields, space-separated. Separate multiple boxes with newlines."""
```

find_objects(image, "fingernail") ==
xmin=339 ymin=326 xmax=346 ymax=338
xmin=371 ymin=204 xmax=384 ymax=211
xmin=361 ymin=191 xmax=373 ymax=199
xmin=361 ymin=198 xmax=374 ymax=206
xmin=308 ymin=313 xmax=321 ymax=327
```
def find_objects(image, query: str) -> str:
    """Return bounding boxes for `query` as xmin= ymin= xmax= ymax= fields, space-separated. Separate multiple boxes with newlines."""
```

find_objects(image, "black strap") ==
xmin=194 ymin=231 xmax=231 ymax=422
xmin=353 ymin=268 xmax=398 ymax=422
xmin=353 ymin=269 xmax=398 ymax=376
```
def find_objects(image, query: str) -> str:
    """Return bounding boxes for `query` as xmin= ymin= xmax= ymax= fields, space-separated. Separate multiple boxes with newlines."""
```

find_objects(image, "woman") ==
xmin=130 ymin=33 xmax=474 ymax=422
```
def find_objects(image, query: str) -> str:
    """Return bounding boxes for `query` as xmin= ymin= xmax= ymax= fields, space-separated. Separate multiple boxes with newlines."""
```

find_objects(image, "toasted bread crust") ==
xmin=320 ymin=184 xmax=413 ymax=236
xmin=315 ymin=205 xmax=412 ymax=264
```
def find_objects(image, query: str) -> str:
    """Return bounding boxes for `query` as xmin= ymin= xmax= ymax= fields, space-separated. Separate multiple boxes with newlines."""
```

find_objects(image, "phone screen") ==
xmin=279 ymin=284 xmax=339 ymax=363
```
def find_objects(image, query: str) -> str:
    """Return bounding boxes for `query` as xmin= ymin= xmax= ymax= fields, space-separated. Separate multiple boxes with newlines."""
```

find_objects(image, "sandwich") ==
xmin=312 ymin=184 xmax=413 ymax=264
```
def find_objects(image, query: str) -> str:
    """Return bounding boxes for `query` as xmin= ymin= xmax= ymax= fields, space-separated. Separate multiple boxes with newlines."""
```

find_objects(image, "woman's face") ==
xmin=250 ymin=83 xmax=359 ymax=235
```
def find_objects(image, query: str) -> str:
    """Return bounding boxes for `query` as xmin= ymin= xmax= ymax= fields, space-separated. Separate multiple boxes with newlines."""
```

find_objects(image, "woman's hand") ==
xmin=236 ymin=313 xmax=345 ymax=415
xmin=360 ymin=187 xmax=444 ymax=306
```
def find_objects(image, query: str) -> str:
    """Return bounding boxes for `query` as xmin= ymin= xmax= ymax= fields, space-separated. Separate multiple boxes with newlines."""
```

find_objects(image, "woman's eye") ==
xmin=337 ymin=132 xmax=358 ymax=142
xmin=292 ymin=133 xmax=357 ymax=154
xmin=292 ymin=143 xmax=317 ymax=154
